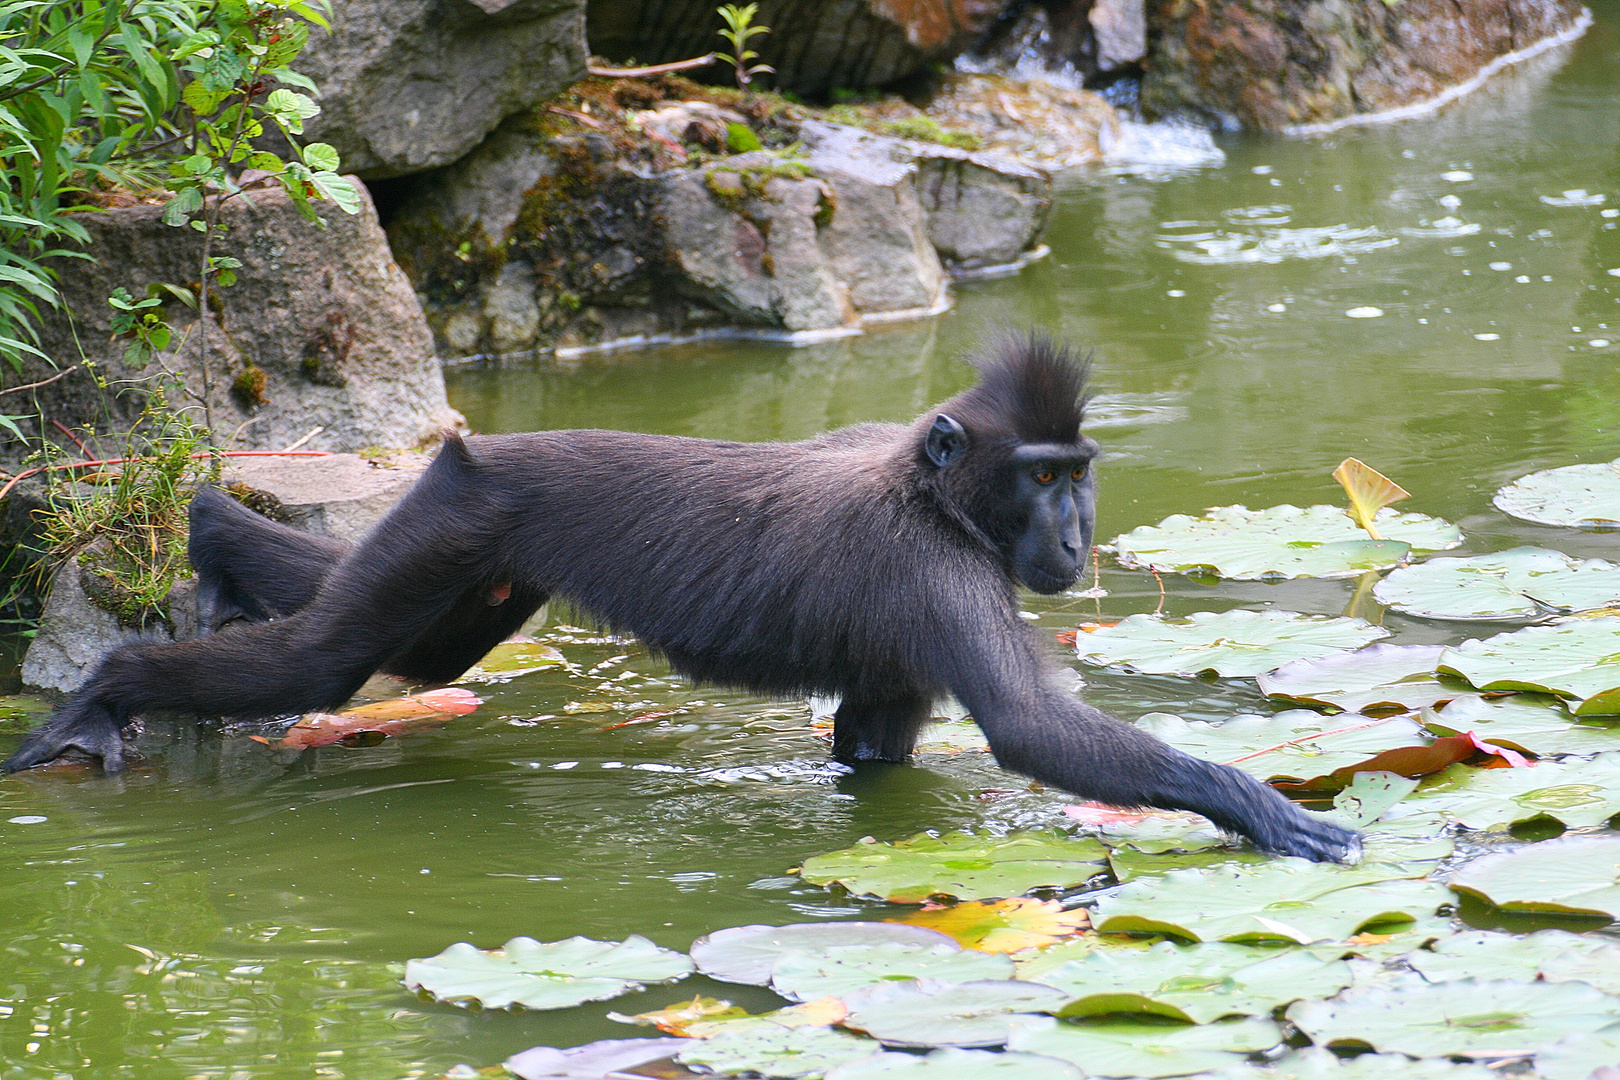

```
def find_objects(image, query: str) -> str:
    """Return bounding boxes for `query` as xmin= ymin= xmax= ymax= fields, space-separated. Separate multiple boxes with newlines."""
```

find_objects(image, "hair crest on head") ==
xmin=951 ymin=329 xmax=1090 ymax=446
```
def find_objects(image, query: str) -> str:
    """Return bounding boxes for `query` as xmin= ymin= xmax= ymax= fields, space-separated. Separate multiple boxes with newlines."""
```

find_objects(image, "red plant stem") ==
xmin=0 ymin=450 xmax=332 ymax=502
xmin=1222 ymin=714 xmax=1405 ymax=766
xmin=49 ymin=419 xmax=89 ymax=456
xmin=586 ymin=54 xmax=717 ymax=77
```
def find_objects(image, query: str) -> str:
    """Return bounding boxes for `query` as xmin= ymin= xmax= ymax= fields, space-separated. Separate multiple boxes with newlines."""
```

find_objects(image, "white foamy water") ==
xmin=1100 ymin=119 xmax=1226 ymax=174
xmin=1155 ymin=220 xmax=1398 ymax=265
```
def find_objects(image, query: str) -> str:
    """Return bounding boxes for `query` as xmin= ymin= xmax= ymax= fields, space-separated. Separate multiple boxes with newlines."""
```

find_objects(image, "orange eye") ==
xmin=1035 ymin=470 xmax=1057 ymax=484
xmin=1072 ymin=465 xmax=1088 ymax=481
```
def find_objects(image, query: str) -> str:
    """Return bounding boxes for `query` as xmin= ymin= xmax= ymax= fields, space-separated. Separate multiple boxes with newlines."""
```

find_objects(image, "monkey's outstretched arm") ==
xmin=935 ymin=611 xmax=1359 ymax=862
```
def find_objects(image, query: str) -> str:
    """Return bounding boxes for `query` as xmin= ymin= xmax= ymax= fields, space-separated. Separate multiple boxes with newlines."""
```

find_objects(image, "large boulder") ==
xmin=11 ymin=182 xmax=460 ymax=458
xmin=586 ymin=0 xmax=1008 ymax=97
xmin=1141 ymin=0 xmax=1589 ymax=131
xmin=298 ymin=0 xmax=587 ymax=178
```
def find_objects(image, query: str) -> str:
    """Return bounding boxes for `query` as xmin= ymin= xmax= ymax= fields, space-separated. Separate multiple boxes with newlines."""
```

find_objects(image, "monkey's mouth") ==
xmin=1022 ymin=566 xmax=1082 ymax=595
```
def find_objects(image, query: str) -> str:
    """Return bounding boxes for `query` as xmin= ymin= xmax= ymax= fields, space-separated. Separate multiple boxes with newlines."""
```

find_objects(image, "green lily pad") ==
xmin=914 ymin=720 xmax=990 ymax=754
xmin=1298 ymin=914 xmax=1457 ymax=962
xmin=1007 ymin=1016 xmax=1283 ymax=1077
xmin=505 ymin=1037 xmax=687 ymax=1080
xmin=1420 ymin=694 xmax=1620 ymax=755
xmin=1134 ymin=711 xmax=1431 ymax=787
xmin=1106 ymin=845 xmax=1271 ymax=883
xmin=1257 ymin=644 xmax=1453 ymax=715
xmin=1536 ymin=1029 xmax=1620 ymax=1080
xmin=1076 ymin=611 xmax=1390 ymax=678
xmin=1439 ymin=616 xmax=1620 ymax=714
xmin=840 ymin=979 xmax=1071 ymax=1048
xmin=458 ymin=639 xmax=568 ymax=681
xmin=1407 ymin=928 xmax=1620 ymax=992
xmin=798 ymin=831 xmax=1109 ymax=904
xmin=1447 ymin=835 xmax=1620 ymax=919
xmin=692 ymin=923 xmax=957 ymax=986
xmin=1092 ymin=860 xmax=1448 ymax=944
xmin=1494 ymin=458 xmax=1620 ymax=530
xmin=1286 ymin=974 xmax=1620 ymax=1055
xmin=1204 ymin=1046 xmax=1502 ymax=1080
xmin=1113 ymin=503 xmax=1460 ymax=581
xmin=1010 ymin=937 xmax=1146 ymax=982
xmin=677 ymin=1018 xmax=879 ymax=1079
xmin=1374 ymin=548 xmax=1620 ymax=621
xmin=825 ymin=1048 xmax=1085 ymax=1079
xmin=1038 ymin=940 xmax=1352 ymax=1023
xmin=771 ymin=943 xmax=1014 ymax=1002
xmin=1410 ymin=755 xmax=1620 ymax=832
xmin=403 ymin=935 xmax=692 ymax=1010
xmin=1067 ymin=807 xmax=1227 ymax=855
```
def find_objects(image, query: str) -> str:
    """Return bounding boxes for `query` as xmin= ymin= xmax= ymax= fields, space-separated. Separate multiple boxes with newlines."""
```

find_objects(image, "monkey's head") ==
xmin=919 ymin=333 xmax=1098 ymax=595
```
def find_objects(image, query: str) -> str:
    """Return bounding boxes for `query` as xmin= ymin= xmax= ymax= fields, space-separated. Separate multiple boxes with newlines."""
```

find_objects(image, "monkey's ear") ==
xmin=925 ymin=414 xmax=968 ymax=468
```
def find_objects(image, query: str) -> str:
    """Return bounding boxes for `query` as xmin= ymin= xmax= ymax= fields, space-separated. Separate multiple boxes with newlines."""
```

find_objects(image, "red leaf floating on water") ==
xmin=266 ymin=688 xmax=483 ymax=750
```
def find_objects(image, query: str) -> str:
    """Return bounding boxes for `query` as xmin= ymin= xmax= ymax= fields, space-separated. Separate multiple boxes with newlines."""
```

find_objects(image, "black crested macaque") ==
xmin=5 ymin=334 xmax=1357 ymax=862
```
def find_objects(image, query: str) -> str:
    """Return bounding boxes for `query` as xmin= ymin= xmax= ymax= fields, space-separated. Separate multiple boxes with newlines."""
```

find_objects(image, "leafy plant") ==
xmin=715 ymin=3 xmax=773 ymax=90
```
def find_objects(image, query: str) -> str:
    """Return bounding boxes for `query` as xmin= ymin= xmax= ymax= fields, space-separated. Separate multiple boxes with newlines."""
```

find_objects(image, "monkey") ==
xmin=4 ymin=333 xmax=1357 ymax=862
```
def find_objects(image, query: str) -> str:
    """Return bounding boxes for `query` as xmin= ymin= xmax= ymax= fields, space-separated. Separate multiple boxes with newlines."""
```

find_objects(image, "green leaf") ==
xmin=161 ymin=185 xmax=203 ymax=226
xmin=1537 ymin=1030 xmax=1620 ymax=1080
xmin=1420 ymin=694 xmax=1620 ymax=756
xmin=771 ymin=942 xmax=1012 ymax=1002
xmin=1286 ymin=974 xmax=1620 ymax=1056
xmin=1112 ymin=504 xmax=1460 ymax=581
xmin=1257 ymin=644 xmax=1451 ymax=715
xmin=678 ymin=1019 xmax=877 ymax=1079
xmin=1076 ymin=610 xmax=1389 ymax=678
xmin=1438 ymin=617 xmax=1620 ymax=713
xmin=1007 ymin=1016 xmax=1282 ymax=1078
xmin=1412 ymin=754 xmax=1620 ymax=832
xmin=840 ymin=979 xmax=1070 ymax=1048
xmin=402 ymin=934 xmax=692 ymax=1010
xmin=182 ymin=79 xmax=225 ymax=116
xmin=1039 ymin=940 xmax=1353 ymax=1023
xmin=1375 ymin=548 xmax=1620 ymax=621
xmin=1407 ymin=928 xmax=1620 ymax=993
xmin=1494 ymin=458 xmax=1620 ymax=529
xmin=264 ymin=86 xmax=318 ymax=132
xmin=1092 ymin=860 xmax=1449 ymax=944
xmin=825 ymin=1048 xmax=1084 ymax=1080
xmin=691 ymin=922 xmax=956 ymax=986
xmin=1132 ymin=711 xmax=1431 ymax=788
xmin=798 ymin=831 xmax=1109 ymax=903
xmin=301 ymin=140 xmax=339 ymax=172
xmin=308 ymin=171 xmax=360 ymax=214
xmin=1203 ymin=1047 xmax=1500 ymax=1080
xmin=1447 ymin=835 xmax=1620 ymax=919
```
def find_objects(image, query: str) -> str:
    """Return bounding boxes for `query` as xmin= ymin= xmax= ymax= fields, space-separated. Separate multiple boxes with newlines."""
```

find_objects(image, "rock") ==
xmin=298 ymin=0 xmax=587 ymax=177
xmin=14 ymin=181 xmax=460 ymax=457
xmin=922 ymin=74 xmax=1118 ymax=171
xmin=1141 ymin=0 xmax=1588 ymax=132
xmin=221 ymin=453 xmax=427 ymax=543
xmin=21 ymin=556 xmax=189 ymax=697
xmin=1090 ymin=0 xmax=1147 ymax=70
xmin=587 ymin=0 xmax=1008 ymax=97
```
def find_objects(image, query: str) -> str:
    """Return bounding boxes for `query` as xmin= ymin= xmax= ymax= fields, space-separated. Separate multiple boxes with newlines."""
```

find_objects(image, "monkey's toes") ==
xmin=4 ymin=715 xmax=129 ymax=774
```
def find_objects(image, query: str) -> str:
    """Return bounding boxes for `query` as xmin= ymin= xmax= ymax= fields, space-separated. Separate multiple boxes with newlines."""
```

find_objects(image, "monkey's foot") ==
xmin=4 ymin=712 xmax=130 ymax=774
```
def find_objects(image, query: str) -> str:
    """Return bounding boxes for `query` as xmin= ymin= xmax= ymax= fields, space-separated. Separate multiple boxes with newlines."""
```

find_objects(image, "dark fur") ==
xmin=5 ymin=334 xmax=1357 ymax=861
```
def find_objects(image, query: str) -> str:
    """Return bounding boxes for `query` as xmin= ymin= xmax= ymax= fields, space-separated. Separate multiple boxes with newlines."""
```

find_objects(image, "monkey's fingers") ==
xmin=3 ymin=711 xmax=129 ymax=774
xmin=1251 ymin=810 xmax=1361 ymax=864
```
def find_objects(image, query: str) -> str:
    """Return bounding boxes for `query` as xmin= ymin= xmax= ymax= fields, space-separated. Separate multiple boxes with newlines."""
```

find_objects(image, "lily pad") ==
xmin=1039 ymin=940 xmax=1353 ymax=1023
xmin=798 ymin=831 xmax=1109 ymax=904
xmin=771 ymin=943 xmax=1014 ymax=1002
xmin=1257 ymin=644 xmax=1452 ymax=715
xmin=1007 ymin=1016 xmax=1283 ymax=1077
xmin=825 ymin=1047 xmax=1084 ymax=1079
xmin=1205 ymin=1047 xmax=1502 ymax=1080
xmin=1410 ymin=755 xmax=1620 ymax=832
xmin=505 ymin=1037 xmax=688 ymax=1080
xmin=1420 ymin=694 xmax=1620 ymax=755
xmin=1076 ymin=611 xmax=1390 ymax=678
xmin=913 ymin=720 xmax=990 ymax=754
xmin=1375 ymin=548 xmax=1620 ymax=621
xmin=1063 ymin=804 xmax=1227 ymax=854
xmin=692 ymin=923 xmax=956 ymax=986
xmin=840 ymin=979 xmax=1070 ymax=1048
xmin=1439 ymin=618 xmax=1620 ymax=714
xmin=678 ymin=1018 xmax=879 ymax=1079
xmin=1447 ymin=835 xmax=1620 ymax=920
xmin=1091 ymin=860 xmax=1449 ymax=944
xmin=459 ymin=638 xmax=568 ymax=681
xmin=1536 ymin=1029 xmax=1620 ymax=1080
xmin=1286 ymin=974 xmax=1620 ymax=1056
xmin=1113 ymin=503 xmax=1460 ymax=581
xmin=403 ymin=935 xmax=692 ymax=1010
xmin=1407 ymin=929 xmax=1620 ymax=993
xmin=1493 ymin=458 xmax=1620 ymax=529
xmin=1134 ymin=711 xmax=1433 ymax=787
xmin=888 ymin=898 xmax=1089 ymax=953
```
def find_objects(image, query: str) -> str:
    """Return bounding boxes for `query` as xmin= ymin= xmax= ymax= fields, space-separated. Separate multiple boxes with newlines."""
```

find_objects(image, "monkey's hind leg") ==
xmin=831 ymin=695 xmax=933 ymax=763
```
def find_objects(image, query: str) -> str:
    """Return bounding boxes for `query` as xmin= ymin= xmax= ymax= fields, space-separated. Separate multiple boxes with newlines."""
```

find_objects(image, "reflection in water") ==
xmin=4 ymin=6 xmax=1620 ymax=1076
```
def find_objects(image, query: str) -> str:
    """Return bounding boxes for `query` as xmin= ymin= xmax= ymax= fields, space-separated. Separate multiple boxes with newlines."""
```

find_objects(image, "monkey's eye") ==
xmin=1034 ymin=469 xmax=1057 ymax=485
xmin=1072 ymin=465 xmax=1088 ymax=481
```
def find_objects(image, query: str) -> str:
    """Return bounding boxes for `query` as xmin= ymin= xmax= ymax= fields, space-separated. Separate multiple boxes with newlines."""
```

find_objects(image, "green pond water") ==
xmin=5 ymin=9 xmax=1620 ymax=1077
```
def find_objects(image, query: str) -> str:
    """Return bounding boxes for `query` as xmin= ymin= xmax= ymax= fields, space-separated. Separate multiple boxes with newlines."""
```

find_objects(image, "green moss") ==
xmin=725 ymin=122 xmax=762 ymax=153
xmin=881 ymin=116 xmax=983 ymax=150
xmin=230 ymin=363 xmax=267 ymax=408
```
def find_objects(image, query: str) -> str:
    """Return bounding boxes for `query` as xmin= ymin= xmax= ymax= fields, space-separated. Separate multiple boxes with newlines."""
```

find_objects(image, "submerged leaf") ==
xmin=799 ymin=831 xmax=1108 ymax=904
xmin=1494 ymin=458 xmax=1620 ymax=529
xmin=1447 ymin=835 xmax=1620 ymax=920
xmin=1333 ymin=458 xmax=1409 ymax=540
xmin=610 ymin=995 xmax=747 ymax=1034
xmin=1076 ymin=610 xmax=1389 ymax=678
xmin=459 ymin=638 xmax=567 ymax=681
xmin=889 ymin=899 xmax=1090 ymax=953
xmin=403 ymin=935 xmax=692 ymax=1010
xmin=272 ymin=688 xmax=482 ymax=749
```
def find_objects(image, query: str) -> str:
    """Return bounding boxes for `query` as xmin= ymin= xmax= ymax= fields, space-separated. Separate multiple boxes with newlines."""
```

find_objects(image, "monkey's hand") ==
xmin=4 ymin=701 xmax=130 ymax=774
xmin=1173 ymin=755 xmax=1360 ymax=863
